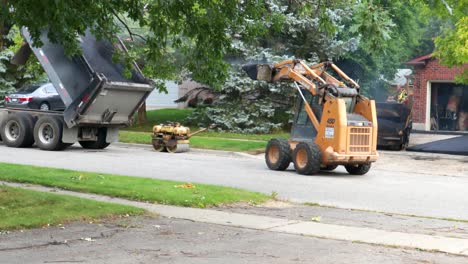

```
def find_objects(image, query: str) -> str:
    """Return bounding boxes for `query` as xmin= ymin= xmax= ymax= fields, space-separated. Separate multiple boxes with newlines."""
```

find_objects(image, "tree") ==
xmin=0 ymin=0 xmax=268 ymax=122
xmin=417 ymin=0 xmax=468 ymax=83
xmin=0 ymin=27 xmax=46 ymax=105
xmin=187 ymin=0 xmax=431 ymax=132
xmin=1 ymin=1 xmax=267 ymax=86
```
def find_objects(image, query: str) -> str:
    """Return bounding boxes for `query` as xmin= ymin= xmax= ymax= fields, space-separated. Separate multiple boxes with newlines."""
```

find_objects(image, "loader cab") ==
xmin=290 ymin=89 xmax=321 ymax=142
xmin=291 ymin=86 xmax=359 ymax=142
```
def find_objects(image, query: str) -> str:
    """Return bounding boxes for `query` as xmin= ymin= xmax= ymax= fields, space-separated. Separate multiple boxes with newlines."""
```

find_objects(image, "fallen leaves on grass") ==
xmin=174 ymin=183 xmax=196 ymax=189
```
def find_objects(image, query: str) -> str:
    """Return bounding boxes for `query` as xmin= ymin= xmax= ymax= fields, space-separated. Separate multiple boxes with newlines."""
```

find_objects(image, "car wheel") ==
xmin=39 ymin=102 xmax=50 ymax=111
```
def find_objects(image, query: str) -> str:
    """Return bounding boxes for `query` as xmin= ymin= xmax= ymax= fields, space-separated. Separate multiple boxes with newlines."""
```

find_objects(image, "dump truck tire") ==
xmin=0 ymin=113 xmax=35 ymax=148
xmin=79 ymin=128 xmax=110 ymax=149
xmin=265 ymin=138 xmax=291 ymax=171
xmin=293 ymin=142 xmax=321 ymax=175
xmin=34 ymin=116 xmax=68 ymax=151
xmin=321 ymin=165 xmax=338 ymax=171
xmin=345 ymin=163 xmax=371 ymax=175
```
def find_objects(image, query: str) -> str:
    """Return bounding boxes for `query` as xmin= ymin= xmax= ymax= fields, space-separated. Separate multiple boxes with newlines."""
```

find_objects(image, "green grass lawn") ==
xmin=0 ymin=185 xmax=143 ymax=230
xmin=119 ymin=131 xmax=268 ymax=152
xmin=122 ymin=108 xmax=289 ymax=152
xmin=0 ymin=163 xmax=269 ymax=208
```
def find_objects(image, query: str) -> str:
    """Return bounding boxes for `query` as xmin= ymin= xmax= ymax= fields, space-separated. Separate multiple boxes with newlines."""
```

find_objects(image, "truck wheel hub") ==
xmin=5 ymin=120 xmax=20 ymax=141
xmin=38 ymin=123 xmax=54 ymax=143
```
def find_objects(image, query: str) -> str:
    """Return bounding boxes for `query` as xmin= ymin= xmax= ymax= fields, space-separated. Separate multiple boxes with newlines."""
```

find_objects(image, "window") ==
xmin=44 ymin=84 xmax=57 ymax=94
xmin=295 ymin=89 xmax=317 ymax=126
xmin=17 ymin=84 xmax=41 ymax=94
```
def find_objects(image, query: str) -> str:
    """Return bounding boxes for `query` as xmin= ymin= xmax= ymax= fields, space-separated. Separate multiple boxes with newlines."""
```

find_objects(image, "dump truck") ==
xmin=243 ymin=59 xmax=378 ymax=175
xmin=0 ymin=28 xmax=153 ymax=150
xmin=376 ymin=84 xmax=413 ymax=150
xmin=376 ymin=102 xmax=412 ymax=150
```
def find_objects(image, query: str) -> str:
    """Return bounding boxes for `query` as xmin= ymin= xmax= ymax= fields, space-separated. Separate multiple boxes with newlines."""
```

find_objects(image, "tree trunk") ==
xmin=138 ymin=102 xmax=147 ymax=124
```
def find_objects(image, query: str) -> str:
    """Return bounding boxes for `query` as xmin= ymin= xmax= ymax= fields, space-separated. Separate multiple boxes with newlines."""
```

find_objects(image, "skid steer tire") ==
xmin=265 ymin=138 xmax=291 ymax=171
xmin=293 ymin=142 xmax=321 ymax=175
xmin=79 ymin=128 xmax=110 ymax=150
xmin=0 ymin=113 xmax=35 ymax=148
xmin=34 ymin=116 xmax=68 ymax=151
xmin=345 ymin=163 xmax=371 ymax=175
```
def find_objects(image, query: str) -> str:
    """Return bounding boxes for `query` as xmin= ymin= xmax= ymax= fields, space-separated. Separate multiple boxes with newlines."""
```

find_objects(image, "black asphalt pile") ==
xmin=407 ymin=136 xmax=468 ymax=156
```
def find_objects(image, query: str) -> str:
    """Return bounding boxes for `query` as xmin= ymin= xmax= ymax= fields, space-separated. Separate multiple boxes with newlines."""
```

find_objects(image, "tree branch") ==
xmin=112 ymin=11 xmax=147 ymax=42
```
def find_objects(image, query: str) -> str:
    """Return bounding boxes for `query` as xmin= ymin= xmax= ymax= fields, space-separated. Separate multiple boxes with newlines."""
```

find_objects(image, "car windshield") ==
xmin=16 ymin=84 xmax=42 ymax=94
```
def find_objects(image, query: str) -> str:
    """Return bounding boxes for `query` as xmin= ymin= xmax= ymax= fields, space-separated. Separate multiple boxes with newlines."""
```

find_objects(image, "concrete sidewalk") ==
xmin=3 ymin=181 xmax=468 ymax=257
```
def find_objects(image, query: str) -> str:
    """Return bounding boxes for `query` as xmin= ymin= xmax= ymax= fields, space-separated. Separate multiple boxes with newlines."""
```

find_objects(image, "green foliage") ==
xmin=0 ymin=27 xmax=46 ymax=104
xmin=350 ymin=2 xmax=396 ymax=53
xmin=434 ymin=17 xmax=468 ymax=83
xmin=187 ymin=59 xmax=296 ymax=133
xmin=413 ymin=0 xmax=468 ymax=83
xmin=338 ymin=0 xmax=430 ymax=97
xmin=2 ymin=1 xmax=268 ymax=88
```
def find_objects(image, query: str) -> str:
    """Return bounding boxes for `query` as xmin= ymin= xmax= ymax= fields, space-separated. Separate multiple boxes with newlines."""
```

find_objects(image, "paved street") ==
xmin=1 ymin=142 xmax=468 ymax=262
xmin=0 ymin=142 xmax=466 ymax=220
xmin=3 ymin=215 xmax=468 ymax=264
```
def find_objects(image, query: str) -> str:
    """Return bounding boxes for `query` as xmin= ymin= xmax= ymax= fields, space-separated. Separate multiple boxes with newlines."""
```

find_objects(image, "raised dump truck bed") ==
xmin=0 ymin=29 xmax=154 ymax=151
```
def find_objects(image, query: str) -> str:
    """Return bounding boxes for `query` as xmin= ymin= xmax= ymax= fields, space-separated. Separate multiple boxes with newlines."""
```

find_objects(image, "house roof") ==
xmin=404 ymin=54 xmax=433 ymax=66
xmin=388 ymin=69 xmax=412 ymax=86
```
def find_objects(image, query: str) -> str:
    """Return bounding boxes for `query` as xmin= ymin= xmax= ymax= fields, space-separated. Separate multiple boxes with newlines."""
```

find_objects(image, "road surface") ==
xmin=0 ymin=143 xmax=467 ymax=220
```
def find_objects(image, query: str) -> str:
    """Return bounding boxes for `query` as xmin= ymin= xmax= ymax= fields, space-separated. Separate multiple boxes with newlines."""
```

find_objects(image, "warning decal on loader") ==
xmin=325 ymin=127 xmax=334 ymax=138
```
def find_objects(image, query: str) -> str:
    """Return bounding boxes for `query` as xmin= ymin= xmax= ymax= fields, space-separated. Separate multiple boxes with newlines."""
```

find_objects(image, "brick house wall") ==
xmin=407 ymin=56 xmax=467 ymax=130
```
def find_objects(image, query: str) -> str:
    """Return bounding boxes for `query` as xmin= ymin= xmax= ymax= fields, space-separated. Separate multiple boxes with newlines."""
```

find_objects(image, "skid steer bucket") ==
xmin=242 ymin=64 xmax=273 ymax=82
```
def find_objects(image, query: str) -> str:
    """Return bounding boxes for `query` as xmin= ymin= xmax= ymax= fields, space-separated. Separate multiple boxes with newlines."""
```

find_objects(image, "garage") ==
xmin=405 ymin=54 xmax=468 ymax=132
xmin=429 ymin=82 xmax=468 ymax=131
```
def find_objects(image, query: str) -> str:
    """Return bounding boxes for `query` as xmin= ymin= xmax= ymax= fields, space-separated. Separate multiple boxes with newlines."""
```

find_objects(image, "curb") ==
xmin=114 ymin=142 xmax=262 ymax=159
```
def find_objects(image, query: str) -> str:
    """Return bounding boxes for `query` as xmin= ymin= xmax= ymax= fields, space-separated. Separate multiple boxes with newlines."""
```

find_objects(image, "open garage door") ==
xmin=430 ymin=82 xmax=468 ymax=132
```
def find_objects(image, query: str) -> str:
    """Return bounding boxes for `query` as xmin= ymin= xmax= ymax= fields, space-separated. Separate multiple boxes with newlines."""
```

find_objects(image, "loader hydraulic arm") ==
xmin=270 ymin=59 xmax=359 ymax=92
xmin=260 ymin=59 xmax=360 ymax=131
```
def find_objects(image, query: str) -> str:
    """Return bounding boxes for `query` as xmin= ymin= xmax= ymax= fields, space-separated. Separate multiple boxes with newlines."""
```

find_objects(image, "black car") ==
xmin=5 ymin=83 xmax=65 ymax=111
xmin=376 ymin=102 xmax=412 ymax=150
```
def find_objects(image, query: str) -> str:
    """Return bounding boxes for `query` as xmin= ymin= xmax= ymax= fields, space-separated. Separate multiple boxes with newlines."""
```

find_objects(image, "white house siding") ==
xmin=146 ymin=81 xmax=179 ymax=109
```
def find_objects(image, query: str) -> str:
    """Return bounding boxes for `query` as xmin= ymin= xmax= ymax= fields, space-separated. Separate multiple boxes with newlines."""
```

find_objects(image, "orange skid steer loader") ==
xmin=243 ymin=59 xmax=378 ymax=175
